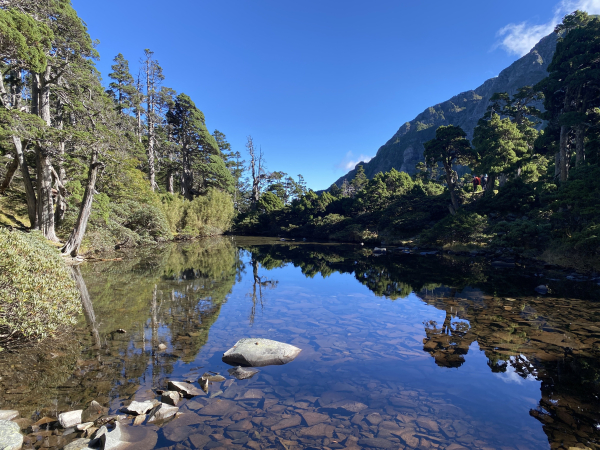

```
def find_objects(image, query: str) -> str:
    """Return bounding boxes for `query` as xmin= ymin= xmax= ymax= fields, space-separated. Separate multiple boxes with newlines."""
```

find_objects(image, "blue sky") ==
xmin=72 ymin=0 xmax=600 ymax=190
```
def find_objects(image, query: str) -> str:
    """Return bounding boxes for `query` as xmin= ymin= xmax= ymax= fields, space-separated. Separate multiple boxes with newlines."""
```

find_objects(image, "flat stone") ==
xmin=160 ymin=391 xmax=181 ymax=406
xmin=63 ymin=438 xmax=93 ymax=450
xmin=365 ymin=413 xmax=383 ymax=425
xmin=189 ymin=433 xmax=212 ymax=448
xmin=164 ymin=425 xmax=195 ymax=442
xmin=98 ymin=421 xmax=157 ymax=450
xmin=358 ymin=437 xmax=395 ymax=449
xmin=167 ymin=381 xmax=204 ymax=398
xmin=227 ymin=420 xmax=252 ymax=431
xmin=0 ymin=411 xmax=18 ymax=421
xmin=121 ymin=400 xmax=154 ymax=415
xmin=76 ymin=422 xmax=94 ymax=431
xmin=271 ymin=415 xmax=301 ymax=431
xmin=158 ymin=343 xmax=167 ymax=351
xmin=58 ymin=410 xmax=83 ymax=428
xmin=237 ymin=389 xmax=263 ymax=400
xmin=300 ymin=412 xmax=329 ymax=426
xmin=0 ymin=420 xmax=23 ymax=450
xmin=222 ymin=338 xmax=302 ymax=367
xmin=201 ymin=373 xmax=226 ymax=382
xmin=299 ymin=423 xmax=334 ymax=438
xmin=325 ymin=400 xmax=368 ymax=413
xmin=147 ymin=403 xmax=179 ymax=423
xmin=132 ymin=415 xmax=146 ymax=426
xmin=227 ymin=366 xmax=259 ymax=380
xmin=197 ymin=400 xmax=238 ymax=416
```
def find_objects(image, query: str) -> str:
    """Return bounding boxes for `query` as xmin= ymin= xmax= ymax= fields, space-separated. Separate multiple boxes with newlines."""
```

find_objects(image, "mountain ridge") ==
xmin=332 ymin=33 xmax=558 ymax=187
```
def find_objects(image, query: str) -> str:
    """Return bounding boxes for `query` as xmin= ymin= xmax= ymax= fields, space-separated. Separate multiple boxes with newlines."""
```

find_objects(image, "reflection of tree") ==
xmin=72 ymin=265 xmax=102 ymax=349
xmin=423 ymin=310 xmax=472 ymax=368
xmin=248 ymin=256 xmax=278 ymax=325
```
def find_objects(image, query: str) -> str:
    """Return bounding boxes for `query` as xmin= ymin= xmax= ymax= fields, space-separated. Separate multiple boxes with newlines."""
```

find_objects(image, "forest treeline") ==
xmin=0 ymin=0 xmax=307 ymax=255
xmin=236 ymin=11 xmax=600 ymax=269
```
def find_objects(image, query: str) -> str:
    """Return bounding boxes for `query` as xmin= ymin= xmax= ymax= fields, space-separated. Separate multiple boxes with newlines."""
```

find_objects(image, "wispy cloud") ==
xmin=336 ymin=151 xmax=373 ymax=171
xmin=497 ymin=0 xmax=600 ymax=56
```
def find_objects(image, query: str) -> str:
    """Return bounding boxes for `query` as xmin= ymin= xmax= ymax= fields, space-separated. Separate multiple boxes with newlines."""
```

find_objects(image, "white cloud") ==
xmin=497 ymin=0 xmax=600 ymax=56
xmin=336 ymin=151 xmax=373 ymax=171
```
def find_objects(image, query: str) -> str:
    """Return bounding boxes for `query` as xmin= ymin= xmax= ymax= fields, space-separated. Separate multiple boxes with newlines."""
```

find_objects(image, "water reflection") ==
xmin=0 ymin=238 xmax=599 ymax=449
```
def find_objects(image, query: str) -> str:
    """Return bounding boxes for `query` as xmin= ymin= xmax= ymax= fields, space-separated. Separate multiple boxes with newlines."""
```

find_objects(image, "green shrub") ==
xmin=420 ymin=211 xmax=489 ymax=246
xmin=0 ymin=230 xmax=81 ymax=346
xmin=161 ymin=189 xmax=234 ymax=237
xmin=491 ymin=219 xmax=552 ymax=252
xmin=330 ymin=223 xmax=378 ymax=243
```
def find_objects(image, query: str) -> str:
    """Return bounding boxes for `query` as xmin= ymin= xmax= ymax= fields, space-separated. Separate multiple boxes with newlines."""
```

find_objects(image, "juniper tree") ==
xmin=423 ymin=125 xmax=474 ymax=213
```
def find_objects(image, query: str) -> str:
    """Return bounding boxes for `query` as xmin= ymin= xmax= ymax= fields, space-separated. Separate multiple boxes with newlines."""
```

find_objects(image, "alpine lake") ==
xmin=1 ymin=237 xmax=600 ymax=450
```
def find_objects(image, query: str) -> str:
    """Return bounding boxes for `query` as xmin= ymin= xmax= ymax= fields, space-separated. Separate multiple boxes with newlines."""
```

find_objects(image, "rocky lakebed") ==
xmin=1 ymin=237 xmax=599 ymax=450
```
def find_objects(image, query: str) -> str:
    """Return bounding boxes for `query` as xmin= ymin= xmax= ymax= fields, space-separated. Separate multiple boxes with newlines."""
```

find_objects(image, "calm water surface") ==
xmin=1 ymin=237 xmax=600 ymax=450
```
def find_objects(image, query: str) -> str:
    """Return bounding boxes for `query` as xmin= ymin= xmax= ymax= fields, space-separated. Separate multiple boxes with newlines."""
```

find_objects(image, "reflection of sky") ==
xmin=494 ymin=356 xmax=538 ymax=385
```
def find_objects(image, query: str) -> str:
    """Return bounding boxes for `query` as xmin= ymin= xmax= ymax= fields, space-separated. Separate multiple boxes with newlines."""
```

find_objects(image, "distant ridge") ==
xmin=332 ymin=33 xmax=558 ymax=187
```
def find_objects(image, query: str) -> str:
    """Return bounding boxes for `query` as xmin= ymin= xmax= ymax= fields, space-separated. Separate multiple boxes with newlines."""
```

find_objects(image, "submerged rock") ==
xmin=0 ymin=420 xmax=23 ymax=450
xmin=58 ymin=410 xmax=82 ymax=428
xmin=222 ymin=338 xmax=302 ymax=367
xmin=535 ymin=285 xmax=549 ymax=295
xmin=227 ymin=366 xmax=259 ymax=380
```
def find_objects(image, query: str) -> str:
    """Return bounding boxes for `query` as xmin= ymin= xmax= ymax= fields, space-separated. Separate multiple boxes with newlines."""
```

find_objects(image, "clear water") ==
xmin=2 ymin=237 xmax=600 ymax=450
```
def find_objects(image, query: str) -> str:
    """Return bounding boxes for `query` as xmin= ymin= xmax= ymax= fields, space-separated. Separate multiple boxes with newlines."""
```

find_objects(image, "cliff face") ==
xmin=333 ymin=33 xmax=558 ymax=186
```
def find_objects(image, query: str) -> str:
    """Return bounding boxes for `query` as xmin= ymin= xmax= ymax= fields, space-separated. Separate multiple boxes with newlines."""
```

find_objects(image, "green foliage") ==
xmin=161 ymin=189 xmax=234 ymax=237
xmin=420 ymin=211 xmax=489 ymax=246
xmin=491 ymin=219 xmax=552 ymax=252
xmin=258 ymin=191 xmax=284 ymax=213
xmin=330 ymin=223 xmax=378 ymax=243
xmin=0 ymin=8 xmax=53 ymax=72
xmin=0 ymin=229 xmax=80 ymax=345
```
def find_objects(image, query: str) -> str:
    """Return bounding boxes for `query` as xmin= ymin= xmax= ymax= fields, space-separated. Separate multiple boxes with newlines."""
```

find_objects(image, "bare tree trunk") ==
xmin=559 ymin=125 xmax=570 ymax=182
xmin=485 ymin=174 xmax=496 ymax=197
xmin=51 ymin=164 xmax=67 ymax=227
xmin=498 ymin=173 xmax=507 ymax=187
xmin=442 ymin=160 xmax=458 ymax=214
xmin=36 ymin=147 xmax=58 ymax=241
xmin=71 ymin=265 xmax=102 ymax=349
xmin=33 ymin=70 xmax=58 ymax=240
xmin=0 ymin=156 xmax=18 ymax=194
xmin=575 ymin=125 xmax=585 ymax=167
xmin=555 ymin=152 xmax=561 ymax=179
xmin=12 ymin=136 xmax=36 ymax=227
xmin=181 ymin=146 xmax=192 ymax=200
xmin=166 ymin=170 xmax=174 ymax=194
xmin=146 ymin=65 xmax=157 ymax=191
xmin=61 ymin=148 xmax=103 ymax=256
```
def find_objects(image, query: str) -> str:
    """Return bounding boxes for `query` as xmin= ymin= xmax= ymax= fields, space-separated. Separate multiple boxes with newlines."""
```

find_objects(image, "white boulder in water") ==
xmin=222 ymin=338 xmax=302 ymax=367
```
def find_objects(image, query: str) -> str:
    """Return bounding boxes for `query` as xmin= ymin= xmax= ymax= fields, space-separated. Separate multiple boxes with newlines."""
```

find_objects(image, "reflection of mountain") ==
xmin=239 ymin=241 xmax=600 ymax=449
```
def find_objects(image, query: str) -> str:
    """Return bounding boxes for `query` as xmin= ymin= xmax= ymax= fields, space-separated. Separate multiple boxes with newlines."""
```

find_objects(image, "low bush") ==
xmin=420 ymin=211 xmax=489 ymax=246
xmin=0 ymin=229 xmax=81 ymax=346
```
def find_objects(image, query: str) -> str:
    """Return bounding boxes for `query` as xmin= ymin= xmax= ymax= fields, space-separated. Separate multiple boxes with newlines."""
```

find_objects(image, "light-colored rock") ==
xmin=76 ymin=422 xmax=94 ymax=431
xmin=121 ymin=400 xmax=154 ymax=415
xmin=167 ymin=381 xmax=203 ymax=398
xmin=63 ymin=438 xmax=93 ymax=450
xmin=222 ymin=338 xmax=302 ymax=367
xmin=0 ymin=420 xmax=23 ymax=450
xmin=147 ymin=403 xmax=179 ymax=423
xmin=227 ymin=366 xmax=259 ymax=380
xmin=160 ymin=391 xmax=181 ymax=406
xmin=201 ymin=373 xmax=226 ymax=382
xmin=158 ymin=343 xmax=167 ymax=351
xmin=58 ymin=410 xmax=82 ymax=428
xmin=0 ymin=411 xmax=18 ymax=421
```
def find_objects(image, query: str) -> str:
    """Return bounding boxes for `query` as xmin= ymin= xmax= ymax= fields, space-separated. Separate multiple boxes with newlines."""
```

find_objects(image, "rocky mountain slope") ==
xmin=333 ymin=33 xmax=558 ymax=186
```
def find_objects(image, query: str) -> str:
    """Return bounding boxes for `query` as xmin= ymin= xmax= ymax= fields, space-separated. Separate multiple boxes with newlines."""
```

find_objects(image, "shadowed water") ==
xmin=1 ymin=237 xmax=599 ymax=450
